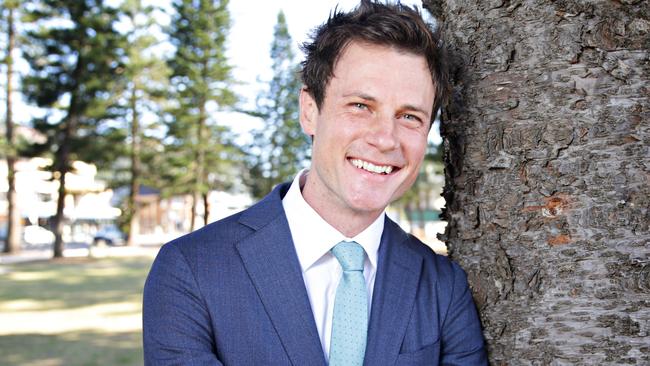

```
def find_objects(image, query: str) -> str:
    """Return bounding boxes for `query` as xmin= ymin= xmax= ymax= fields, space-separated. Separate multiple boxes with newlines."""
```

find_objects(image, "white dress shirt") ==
xmin=282 ymin=170 xmax=384 ymax=360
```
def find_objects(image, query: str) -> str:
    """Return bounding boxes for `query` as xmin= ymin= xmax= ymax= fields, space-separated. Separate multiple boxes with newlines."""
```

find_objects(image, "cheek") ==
xmin=403 ymin=133 xmax=429 ymax=161
xmin=404 ymin=145 xmax=428 ymax=180
xmin=403 ymin=168 xmax=421 ymax=188
xmin=318 ymin=124 xmax=357 ymax=152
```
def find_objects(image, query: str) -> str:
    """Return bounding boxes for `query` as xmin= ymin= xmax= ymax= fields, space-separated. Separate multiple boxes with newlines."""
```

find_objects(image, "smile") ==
xmin=349 ymin=158 xmax=394 ymax=174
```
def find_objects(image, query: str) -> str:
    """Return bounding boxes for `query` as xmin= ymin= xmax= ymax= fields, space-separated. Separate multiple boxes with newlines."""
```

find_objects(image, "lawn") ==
xmin=0 ymin=253 xmax=157 ymax=366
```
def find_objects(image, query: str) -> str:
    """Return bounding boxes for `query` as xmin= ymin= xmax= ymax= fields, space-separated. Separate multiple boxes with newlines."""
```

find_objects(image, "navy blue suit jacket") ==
xmin=143 ymin=183 xmax=487 ymax=365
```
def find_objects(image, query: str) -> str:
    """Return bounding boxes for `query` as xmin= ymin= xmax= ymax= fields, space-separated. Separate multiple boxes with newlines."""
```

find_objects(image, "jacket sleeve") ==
xmin=440 ymin=262 xmax=488 ymax=365
xmin=142 ymin=243 xmax=223 ymax=366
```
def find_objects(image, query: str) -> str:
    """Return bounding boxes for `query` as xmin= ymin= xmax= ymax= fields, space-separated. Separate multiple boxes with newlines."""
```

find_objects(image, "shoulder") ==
xmin=171 ymin=209 xmax=248 ymax=248
xmin=393 ymin=224 xmax=467 ymax=286
xmin=153 ymin=210 xmax=248 ymax=270
xmin=159 ymin=183 xmax=291 ymax=263
xmin=385 ymin=219 xmax=457 ymax=269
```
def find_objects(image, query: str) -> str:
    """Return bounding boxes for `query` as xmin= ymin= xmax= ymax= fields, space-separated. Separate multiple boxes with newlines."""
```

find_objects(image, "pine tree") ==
xmin=1 ymin=0 xmax=21 ymax=253
xmin=119 ymin=0 xmax=170 ymax=245
xmin=165 ymin=0 xmax=237 ymax=230
xmin=246 ymin=10 xmax=309 ymax=199
xmin=22 ymin=0 xmax=127 ymax=258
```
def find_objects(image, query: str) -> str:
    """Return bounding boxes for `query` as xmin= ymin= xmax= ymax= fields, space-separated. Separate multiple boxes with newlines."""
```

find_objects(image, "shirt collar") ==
xmin=282 ymin=169 xmax=384 ymax=273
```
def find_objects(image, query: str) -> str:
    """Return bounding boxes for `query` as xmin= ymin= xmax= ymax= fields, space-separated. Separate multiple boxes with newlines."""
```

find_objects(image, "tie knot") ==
xmin=331 ymin=241 xmax=365 ymax=271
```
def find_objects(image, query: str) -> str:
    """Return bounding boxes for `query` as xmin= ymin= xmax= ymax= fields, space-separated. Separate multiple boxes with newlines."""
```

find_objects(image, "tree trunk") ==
xmin=50 ymin=29 xmax=87 ymax=258
xmin=3 ymin=6 xmax=21 ymax=254
xmin=52 ymin=155 xmax=68 ymax=258
xmin=127 ymin=84 xmax=140 ymax=246
xmin=52 ymin=108 xmax=78 ymax=258
xmin=424 ymin=0 xmax=649 ymax=364
xmin=189 ymin=194 xmax=197 ymax=231
xmin=192 ymin=96 xmax=207 ymax=230
xmin=52 ymin=98 xmax=81 ymax=258
xmin=203 ymin=191 xmax=209 ymax=226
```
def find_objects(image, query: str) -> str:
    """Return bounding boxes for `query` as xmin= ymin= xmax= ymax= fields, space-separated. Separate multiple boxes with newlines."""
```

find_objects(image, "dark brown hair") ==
xmin=300 ymin=0 xmax=449 ymax=121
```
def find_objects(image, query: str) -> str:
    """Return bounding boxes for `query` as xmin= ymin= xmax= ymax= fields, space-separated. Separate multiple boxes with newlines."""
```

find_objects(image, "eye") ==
xmin=403 ymin=114 xmax=418 ymax=121
xmin=353 ymin=102 xmax=368 ymax=110
xmin=400 ymin=113 xmax=424 ymax=126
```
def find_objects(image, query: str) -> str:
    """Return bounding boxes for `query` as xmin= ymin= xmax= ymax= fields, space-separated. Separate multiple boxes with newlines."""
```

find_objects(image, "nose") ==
xmin=365 ymin=114 xmax=399 ymax=152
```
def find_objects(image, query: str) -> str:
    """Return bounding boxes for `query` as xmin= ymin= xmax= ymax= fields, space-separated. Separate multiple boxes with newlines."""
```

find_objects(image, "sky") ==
xmin=5 ymin=0 xmax=440 ymax=143
xmin=228 ymin=0 xmax=424 ymax=98
xmin=226 ymin=0 xmax=440 ymax=143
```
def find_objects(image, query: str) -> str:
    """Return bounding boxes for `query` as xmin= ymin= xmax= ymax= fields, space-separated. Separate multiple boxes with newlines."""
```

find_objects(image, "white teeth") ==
xmin=350 ymin=159 xmax=394 ymax=174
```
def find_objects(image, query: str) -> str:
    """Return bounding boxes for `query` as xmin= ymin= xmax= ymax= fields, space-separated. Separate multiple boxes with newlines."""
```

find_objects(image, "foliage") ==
xmin=163 ymin=0 xmax=239 ymax=227
xmin=104 ymin=0 xmax=172 ymax=239
xmin=21 ymin=0 xmax=127 ymax=256
xmin=21 ymin=0 xmax=127 ymax=168
xmin=245 ymin=11 xmax=310 ymax=199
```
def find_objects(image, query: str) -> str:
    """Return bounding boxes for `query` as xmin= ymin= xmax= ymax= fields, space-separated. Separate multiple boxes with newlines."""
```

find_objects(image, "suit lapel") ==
xmin=235 ymin=185 xmax=326 ymax=366
xmin=364 ymin=219 xmax=423 ymax=366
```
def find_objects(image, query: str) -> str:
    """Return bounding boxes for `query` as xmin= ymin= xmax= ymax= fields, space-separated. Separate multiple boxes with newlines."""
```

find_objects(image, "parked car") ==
xmin=93 ymin=225 xmax=125 ymax=246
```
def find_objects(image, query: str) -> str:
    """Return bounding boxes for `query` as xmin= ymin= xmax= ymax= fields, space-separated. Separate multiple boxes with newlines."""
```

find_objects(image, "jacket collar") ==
xmin=236 ymin=183 xmax=424 ymax=365
xmin=236 ymin=183 xmax=327 ymax=366
xmin=364 ymin=219 xmax=423 ymax=365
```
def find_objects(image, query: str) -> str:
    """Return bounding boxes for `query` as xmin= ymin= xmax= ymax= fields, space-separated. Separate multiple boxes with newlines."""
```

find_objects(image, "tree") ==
xmin=165 ymin=0 xmax=236 ymax=230
xmin=1 ymin=0 xmax=21 ymax=253
xmin=118 ymin=0 xmax=170 ymax=245
xmin=23 ymin=0 xmax=126 ymax=257
xmin=246 ymin=10 xmax=309 ymax=199
xmin=424 ymin=0 xmax=649 ymax=364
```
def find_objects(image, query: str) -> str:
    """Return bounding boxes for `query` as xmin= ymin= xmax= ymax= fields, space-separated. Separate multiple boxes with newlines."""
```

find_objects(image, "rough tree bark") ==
xmin=423 ymin=0 xmax=649 ymax=364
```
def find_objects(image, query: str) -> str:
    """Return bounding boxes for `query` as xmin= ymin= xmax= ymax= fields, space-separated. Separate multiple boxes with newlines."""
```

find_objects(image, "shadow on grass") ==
xmin=0 ymin=256 xmax=154 ymax=365
xmin=0 ymin=256 xmax=154 ymax=311
xmin=1 ymin=329 xmax=143 ymax=366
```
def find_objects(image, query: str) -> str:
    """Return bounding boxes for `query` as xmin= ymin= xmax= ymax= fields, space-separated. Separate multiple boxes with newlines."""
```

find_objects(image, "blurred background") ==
xmin=0 ymin=1 xmax=446 ymax=364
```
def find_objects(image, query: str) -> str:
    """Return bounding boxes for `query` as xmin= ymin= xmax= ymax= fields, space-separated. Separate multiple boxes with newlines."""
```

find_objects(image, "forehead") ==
xmin=327 ymin=42 xmax=435 ymax=112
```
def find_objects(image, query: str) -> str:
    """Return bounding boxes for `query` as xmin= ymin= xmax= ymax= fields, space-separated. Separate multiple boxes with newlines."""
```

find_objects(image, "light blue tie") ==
xmin=329 ymin=241 xmax=368 ymax=366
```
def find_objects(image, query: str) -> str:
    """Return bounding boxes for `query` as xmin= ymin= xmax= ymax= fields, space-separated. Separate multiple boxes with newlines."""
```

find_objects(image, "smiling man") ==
xmin=143 ymin=2 xmax=487 ymax=365
xmin=299 ymin=41 xmax=434 ymax=238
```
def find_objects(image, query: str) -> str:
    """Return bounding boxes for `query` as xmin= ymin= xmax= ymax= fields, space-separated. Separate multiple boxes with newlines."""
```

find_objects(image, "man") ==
xmin=143 ymin=2 xmax=487 ymax=365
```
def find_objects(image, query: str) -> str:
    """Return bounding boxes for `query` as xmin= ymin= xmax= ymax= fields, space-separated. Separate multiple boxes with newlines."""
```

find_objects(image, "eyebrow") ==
xmin=342 ymin=92 xmax=377 ymax=102
xmin=401 ymin=104 xmax=431 ymax=119
xmin=343 ymin=92 xmax=431 ymax=118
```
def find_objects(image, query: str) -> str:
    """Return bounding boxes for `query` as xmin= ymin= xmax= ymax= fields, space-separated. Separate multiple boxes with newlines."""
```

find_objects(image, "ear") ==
xmin=299 ymin=87 xmax=318 ymax=136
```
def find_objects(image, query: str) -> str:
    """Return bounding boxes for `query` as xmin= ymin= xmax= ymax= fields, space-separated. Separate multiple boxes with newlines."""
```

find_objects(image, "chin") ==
xmin=347 ymin=196 xmax=392 ymax=215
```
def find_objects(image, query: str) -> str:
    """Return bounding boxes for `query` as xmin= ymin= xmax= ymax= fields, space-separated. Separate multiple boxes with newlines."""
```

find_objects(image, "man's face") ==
xmin=300 ymin=41 xmax=435 ymax=232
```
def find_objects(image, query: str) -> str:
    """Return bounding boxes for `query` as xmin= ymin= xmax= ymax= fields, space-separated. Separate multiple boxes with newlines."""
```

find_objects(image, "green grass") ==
xmin=0 ymin=255 xmax=156 ymax=366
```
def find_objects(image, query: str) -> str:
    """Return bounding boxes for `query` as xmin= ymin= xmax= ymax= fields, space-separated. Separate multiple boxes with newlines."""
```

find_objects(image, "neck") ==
xmin=300 ymin=174 xmax=383 ymax=237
